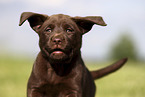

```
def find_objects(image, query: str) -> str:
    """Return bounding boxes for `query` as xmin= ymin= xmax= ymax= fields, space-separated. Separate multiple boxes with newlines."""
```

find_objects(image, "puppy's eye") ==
xmin=46 ymin=27 xmax=52 ymax=33
xmin=66 ymin=28 xmax=73 ymax=33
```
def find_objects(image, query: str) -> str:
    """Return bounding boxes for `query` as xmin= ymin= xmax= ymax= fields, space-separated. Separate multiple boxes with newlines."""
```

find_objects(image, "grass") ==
xmin=88 ymin=61 xmax=145 ymax=97
xmin=0 ymin=57 xmax=33 ymax=97
xmin=0 ymin=56 xmax=145 ymax=97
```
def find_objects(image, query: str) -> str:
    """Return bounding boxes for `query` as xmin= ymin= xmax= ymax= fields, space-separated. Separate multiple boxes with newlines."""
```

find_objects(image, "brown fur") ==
xmin=19 ymin=12 xmax=127 ymax=97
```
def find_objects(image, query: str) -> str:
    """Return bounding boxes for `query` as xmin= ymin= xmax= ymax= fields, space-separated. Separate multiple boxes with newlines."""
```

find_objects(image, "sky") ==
xmin=0 ymin=0 xmax=145 ymax=61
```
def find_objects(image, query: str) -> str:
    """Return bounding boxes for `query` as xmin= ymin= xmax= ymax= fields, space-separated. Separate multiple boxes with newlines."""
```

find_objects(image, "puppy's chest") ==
xmin=39 ymin=68 xmax=80 ymax=96
xmin=46 ymin=68 xmax=65 ymax=84
xmin=45 ymin=68 xmax=77 ymax=85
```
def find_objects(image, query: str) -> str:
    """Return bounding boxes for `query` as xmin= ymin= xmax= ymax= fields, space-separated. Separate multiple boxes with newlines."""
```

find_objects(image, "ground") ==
xmin=0 ymin=57 xmax=145 ymax=97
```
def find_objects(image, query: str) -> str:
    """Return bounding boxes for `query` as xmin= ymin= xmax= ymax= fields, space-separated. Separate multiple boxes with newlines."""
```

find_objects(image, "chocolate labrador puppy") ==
xmin=19 ymin=12 xmax=127 ymax=97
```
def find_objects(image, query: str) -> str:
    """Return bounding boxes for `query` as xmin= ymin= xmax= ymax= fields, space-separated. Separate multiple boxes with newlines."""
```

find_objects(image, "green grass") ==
xmin=88 ymin=61 xmax=145 ymax=97
xmin=0 ymin=57 xmax=145 ymax=97
xmin=0 ymin=57 xmax=33 ymax=97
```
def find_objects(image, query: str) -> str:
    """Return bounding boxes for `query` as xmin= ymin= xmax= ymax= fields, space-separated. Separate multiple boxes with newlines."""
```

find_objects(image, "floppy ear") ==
xmin=72 ymin=16 xmax=107 ymax=34
xmin=19 ymin=12 xmax=48 ymax=32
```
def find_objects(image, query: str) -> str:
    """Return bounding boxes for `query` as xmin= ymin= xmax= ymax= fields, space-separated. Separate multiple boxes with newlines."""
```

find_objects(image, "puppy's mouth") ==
xmin=44 ymin=47 xmax=72 ymax=59
xmin=51 ymin=49 xmax=64 ymax=55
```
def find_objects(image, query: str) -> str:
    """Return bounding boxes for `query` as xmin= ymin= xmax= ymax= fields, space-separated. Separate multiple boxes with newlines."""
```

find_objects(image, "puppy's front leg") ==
xmin=27 ymin=88 xmax=43 ymax=97
xmin=65 ymin=91 xmax=82 ymax=97
xmin=66 ymin=94 xmax=80 ymax=97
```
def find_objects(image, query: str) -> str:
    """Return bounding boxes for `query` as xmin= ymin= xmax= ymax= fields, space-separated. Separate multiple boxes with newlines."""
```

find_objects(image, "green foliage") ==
xmin=0 ymin=57 xmax=145 ymax=97
xmin=110 ymin=34 xmax=138 ymax=61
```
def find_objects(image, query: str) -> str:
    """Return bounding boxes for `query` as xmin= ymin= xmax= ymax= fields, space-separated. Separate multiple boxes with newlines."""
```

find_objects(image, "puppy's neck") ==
xmin=51 ymin=52 xmax=82 ymax=76
xmin=39 ymin=51 xmax=82 ymax=76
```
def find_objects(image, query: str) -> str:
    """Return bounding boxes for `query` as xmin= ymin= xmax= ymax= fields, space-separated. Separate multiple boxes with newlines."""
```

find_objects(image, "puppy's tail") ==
xmin=91 ymin=58 xmax=128 ymax=80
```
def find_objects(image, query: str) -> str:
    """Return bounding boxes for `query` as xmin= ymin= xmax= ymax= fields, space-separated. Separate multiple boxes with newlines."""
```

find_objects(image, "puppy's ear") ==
xmin=72 ymin=16 xmax=107 ymax=34
xmin=19 ymin=12 xmax=48 ymax=32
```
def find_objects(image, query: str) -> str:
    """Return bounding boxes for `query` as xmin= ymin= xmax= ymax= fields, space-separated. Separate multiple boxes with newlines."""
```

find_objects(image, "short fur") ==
xmin=19 ymin=12 xmax=127 ymax=97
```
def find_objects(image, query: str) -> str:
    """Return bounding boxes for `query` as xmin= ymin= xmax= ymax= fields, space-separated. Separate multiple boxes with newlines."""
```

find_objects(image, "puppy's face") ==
xmin=19 ymin=12 xmax=106 ymax=64
xmin=38 ymin=15 xmax=82 ymax=63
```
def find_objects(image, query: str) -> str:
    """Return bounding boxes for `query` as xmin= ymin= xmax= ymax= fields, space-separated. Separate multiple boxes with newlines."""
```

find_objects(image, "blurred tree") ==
xmin=110 ymin=33 xmax=138 ymax=61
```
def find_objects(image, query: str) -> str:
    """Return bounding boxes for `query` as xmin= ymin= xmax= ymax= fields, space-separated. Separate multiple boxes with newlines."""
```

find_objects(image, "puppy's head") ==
xmin=19 ymin=12 xmax=106 ymax=64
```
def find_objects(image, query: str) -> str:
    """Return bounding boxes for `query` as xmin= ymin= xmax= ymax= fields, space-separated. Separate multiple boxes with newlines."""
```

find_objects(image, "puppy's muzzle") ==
xmin=51 ymin=33 xmax=65 ymax=45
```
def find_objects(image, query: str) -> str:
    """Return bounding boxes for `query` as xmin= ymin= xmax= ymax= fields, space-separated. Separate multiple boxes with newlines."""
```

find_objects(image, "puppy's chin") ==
xmin=49 ymin=52 xmax=72 ymax=64
xmin=41 ymin=47 xmax=73 ymax=64
xmin=50 ymin=51 xmax=67 ymax=60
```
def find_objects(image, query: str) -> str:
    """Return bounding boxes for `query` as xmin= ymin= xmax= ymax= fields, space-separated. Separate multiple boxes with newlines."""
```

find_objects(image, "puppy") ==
xmin=19 ymin=12 xmax=127 ymax=97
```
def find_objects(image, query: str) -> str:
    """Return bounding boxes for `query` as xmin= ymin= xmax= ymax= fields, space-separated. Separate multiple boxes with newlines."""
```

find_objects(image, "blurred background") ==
xmin=0 ymin=0 xmax=145 ymax=97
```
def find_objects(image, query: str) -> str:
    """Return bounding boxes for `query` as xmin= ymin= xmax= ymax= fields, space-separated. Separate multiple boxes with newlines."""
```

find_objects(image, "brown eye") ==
xmin=66 ymin=28 xmax=73 ymax=33
xmin=46 ymin=28 xmax=52 ymax=33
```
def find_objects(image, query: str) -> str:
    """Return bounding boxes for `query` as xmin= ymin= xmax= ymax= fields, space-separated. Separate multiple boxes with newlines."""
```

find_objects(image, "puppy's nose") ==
xmin=53 ymin=38 xmax=62 ymax=44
